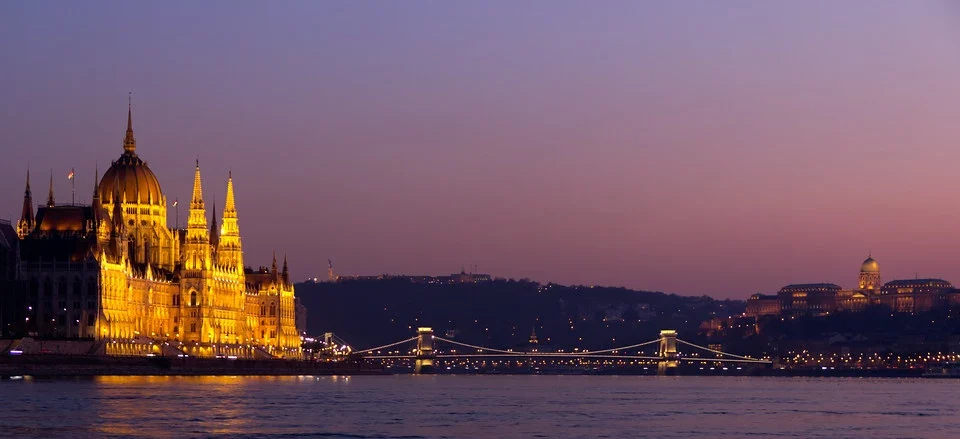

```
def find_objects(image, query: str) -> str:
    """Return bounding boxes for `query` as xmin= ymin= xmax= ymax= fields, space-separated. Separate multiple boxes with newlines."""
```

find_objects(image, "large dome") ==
xmin=99 ymin=153 xmax=164 ymax=206
xmin=860 ymin=257 xmax=879 ymax=273
xmin=98 ymin=106 xmax=164 ymax=206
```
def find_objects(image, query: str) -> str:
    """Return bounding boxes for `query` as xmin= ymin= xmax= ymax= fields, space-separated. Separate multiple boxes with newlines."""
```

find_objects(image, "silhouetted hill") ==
xmin=296 ymin=279 xmax=744 ymax=351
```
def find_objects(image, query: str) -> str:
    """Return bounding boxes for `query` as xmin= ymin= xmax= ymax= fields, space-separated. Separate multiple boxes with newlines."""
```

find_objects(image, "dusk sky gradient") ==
xmin=3 ymin=1 xmax=960 ymax=298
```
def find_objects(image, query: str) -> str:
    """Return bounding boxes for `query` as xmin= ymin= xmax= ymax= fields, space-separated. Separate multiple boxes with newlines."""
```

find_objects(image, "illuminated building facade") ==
xmin=858 ymin=256 xmax=881 ymax=290
xmin=747 ymin=255 xmax=960 ymax=318
xmin=875 ymin=279 xmax=953 ymax=313
xmin=745 ymin=293 xmax=779 ymax=317
xmin=776 ymin=283 xmax=841 ymax=314
xmin=14 ymin=107 xmax=301 ymax=358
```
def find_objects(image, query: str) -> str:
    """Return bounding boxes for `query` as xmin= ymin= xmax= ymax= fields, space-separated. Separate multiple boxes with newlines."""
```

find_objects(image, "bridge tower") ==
xmin=658 ymin=329 xmax=679 ymax=375
xmin=415 ymin=327 xmax=435 ymax=374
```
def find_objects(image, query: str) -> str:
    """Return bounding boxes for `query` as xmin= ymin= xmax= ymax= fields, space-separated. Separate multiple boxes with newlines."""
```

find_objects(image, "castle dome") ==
xmin=860 ymin=256 xmax=879 ymax=273
xmin=98 ymin=105 xmax=164 ymax=206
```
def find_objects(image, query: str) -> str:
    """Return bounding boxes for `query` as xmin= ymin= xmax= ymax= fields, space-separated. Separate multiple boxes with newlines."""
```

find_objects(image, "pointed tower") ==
xmin=209 ymin=197 xmax=219 ymax=250
xmin=91 ymin=166 xmax=100 ymax=214
xmin=109 ymin=182 xmax=128 ymax=262
xmin=218 ymin=171 xmax=244 ymax=270
xmin=124 ymin=100 xmax=137 ymax=155
xmin=91 ymin=165 xmax=102 ymax=234
xmin=17 ymin=169 xmax=35 ymax=238
xmin=47 ymin=170 xmax=55 ymax=207
xmin=282 ymin=254 xmax=289 ymax=284
xmin=183 ymin=161 xmax=210 ymax=271
xmin=271 ymin=251 xmax=279 ymax=280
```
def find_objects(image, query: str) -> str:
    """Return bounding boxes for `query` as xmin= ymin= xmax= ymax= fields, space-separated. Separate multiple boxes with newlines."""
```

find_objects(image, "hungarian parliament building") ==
xmin=0 ymin=107 xmax=302 ymax=358
xmin=747 ymin=255 xmax=960 ymax=318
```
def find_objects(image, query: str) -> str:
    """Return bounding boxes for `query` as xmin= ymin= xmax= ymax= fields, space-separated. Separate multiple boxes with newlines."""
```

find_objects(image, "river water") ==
xmin=0 ymin=375 xmax=957 ymax=438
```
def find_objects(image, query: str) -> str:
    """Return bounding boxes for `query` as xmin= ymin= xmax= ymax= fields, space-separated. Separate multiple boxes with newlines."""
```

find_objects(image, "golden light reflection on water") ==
xmin=91 ymin=376 xmax=307 ymax=436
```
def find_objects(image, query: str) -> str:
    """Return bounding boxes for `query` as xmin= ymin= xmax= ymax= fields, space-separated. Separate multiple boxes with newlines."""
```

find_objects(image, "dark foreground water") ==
xmin=0 ymin=375 xmax=958 ymax=438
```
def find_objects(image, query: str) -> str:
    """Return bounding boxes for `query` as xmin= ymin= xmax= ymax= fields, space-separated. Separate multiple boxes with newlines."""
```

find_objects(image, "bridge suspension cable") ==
xmin=433 ymin=353 xmax=662 ymax=360
xmin=355 ymin=336 xmax=419 ymax=354
xmin=571 ymin=338 xmax=661 ymax=355
xmin=433 ymin=336 xmax=661 ymax=357
xmin=676 ymin=339 xmax=768 ymax=362
xmin=433 ymin=336 xmax=524 ymax=355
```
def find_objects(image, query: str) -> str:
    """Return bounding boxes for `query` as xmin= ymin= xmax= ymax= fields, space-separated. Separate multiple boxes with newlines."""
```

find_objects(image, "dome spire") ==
xmin=123 ymin=93 xmax=136 ymax=155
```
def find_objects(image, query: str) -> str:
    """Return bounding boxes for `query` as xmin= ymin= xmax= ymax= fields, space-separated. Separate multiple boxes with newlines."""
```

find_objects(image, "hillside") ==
xmin=296 ymin=279 xmax=744 ymax=351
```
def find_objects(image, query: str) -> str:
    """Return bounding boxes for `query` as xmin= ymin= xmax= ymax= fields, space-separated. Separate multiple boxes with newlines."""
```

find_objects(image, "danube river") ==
xmin=0 ymin=375 xmax=957 ymax=438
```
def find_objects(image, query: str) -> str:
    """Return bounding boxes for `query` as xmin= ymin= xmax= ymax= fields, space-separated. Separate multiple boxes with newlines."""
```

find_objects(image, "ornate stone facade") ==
xmin=15 ymin=106 xmax=301 ymax=358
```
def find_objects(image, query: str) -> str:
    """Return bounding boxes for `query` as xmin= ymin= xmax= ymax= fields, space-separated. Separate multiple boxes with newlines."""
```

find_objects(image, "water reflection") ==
xmin=0 ymin=376 xmax=957 ymax=438
xmin=92 ymin=376 xmax=263 ymax=437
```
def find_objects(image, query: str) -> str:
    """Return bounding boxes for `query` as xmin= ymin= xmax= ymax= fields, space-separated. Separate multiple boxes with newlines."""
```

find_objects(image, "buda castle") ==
xmin=7 ymin=106 xmax=300 ymax=358
xmin=747 ymin=255 xmax=960 ymax=318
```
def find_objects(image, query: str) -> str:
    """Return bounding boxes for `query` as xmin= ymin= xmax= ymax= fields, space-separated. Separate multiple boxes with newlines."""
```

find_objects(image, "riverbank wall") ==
xmin=0 ymin=354 xmax=385 ymax=376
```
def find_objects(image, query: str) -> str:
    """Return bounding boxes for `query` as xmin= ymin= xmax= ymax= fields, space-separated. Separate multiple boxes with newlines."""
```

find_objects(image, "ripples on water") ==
xmin=0 ymin=375 xmax=957 ymax=438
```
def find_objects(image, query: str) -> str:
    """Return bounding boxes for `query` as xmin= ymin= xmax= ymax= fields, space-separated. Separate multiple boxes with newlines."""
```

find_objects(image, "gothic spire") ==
xmin=21 ymin=169 xmax=33 ymax=217
xmin=47 ymin=170 xmax=55 ymax=207
xmin=91 ymin=165 xmax=101 ymax=223
xmin=112 ymin=180 xmax=124 ymax=231
xmin=92 ymin=165 xmax=99 ymax=201
xmin=123 ymin=95 xmax=136 ymax=154
xmin=271 ymin=251 xmax=278 ymax=274
xmin=210 ymin=196 xmax=219 ymax=248
xmin=282 ymin=254 xmax=289 ymax=282
xmin=218 ymin=171 xmax=243 ymax=269
xmin=224 ymin=171 xmax=237 ymax=217
xmin=186 ymin=160 xmax=208 ymax=236
xmin=190 ymin=160 xmax=204 ymax=210
xmin=18 ymin=168 xmax=35 ymax=238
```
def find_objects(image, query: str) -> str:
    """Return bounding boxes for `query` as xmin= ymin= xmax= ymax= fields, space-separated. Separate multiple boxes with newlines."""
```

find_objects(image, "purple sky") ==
xmin=3 ymin=2 xmax=960 ymax=298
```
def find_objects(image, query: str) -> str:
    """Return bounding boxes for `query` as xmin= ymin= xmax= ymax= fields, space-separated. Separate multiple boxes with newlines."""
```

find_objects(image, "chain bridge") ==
xmin=350 ymin=328 xmax=770 ymax=374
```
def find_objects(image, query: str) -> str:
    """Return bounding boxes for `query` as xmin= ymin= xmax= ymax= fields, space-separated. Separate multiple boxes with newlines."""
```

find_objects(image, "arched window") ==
xmin=190 ymin=291 xmax=197 ymax=307
xmin=269 ymin=304 xmax=276 ymax=317
xmin=173 ymin=294 xmax=180 ymax=306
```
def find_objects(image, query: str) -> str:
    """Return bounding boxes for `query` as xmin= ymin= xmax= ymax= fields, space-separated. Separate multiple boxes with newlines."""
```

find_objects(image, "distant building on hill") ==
xmin=746 ymin=255 xmax=960 ymax=318
xmin=331 ymin=270 xmax=493 ymax=285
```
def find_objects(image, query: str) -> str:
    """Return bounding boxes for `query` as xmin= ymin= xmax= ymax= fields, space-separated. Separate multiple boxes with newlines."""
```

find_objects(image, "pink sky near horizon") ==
xmin=2 ymin=2 xmax=960 ymax=298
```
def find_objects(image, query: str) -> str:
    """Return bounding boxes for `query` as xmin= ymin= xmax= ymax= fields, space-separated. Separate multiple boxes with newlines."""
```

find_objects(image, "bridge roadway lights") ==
xmin=658 ymin=329 xmax=679 ymax=375
xmin=414 ymin=327 xmax=435 ymax=374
